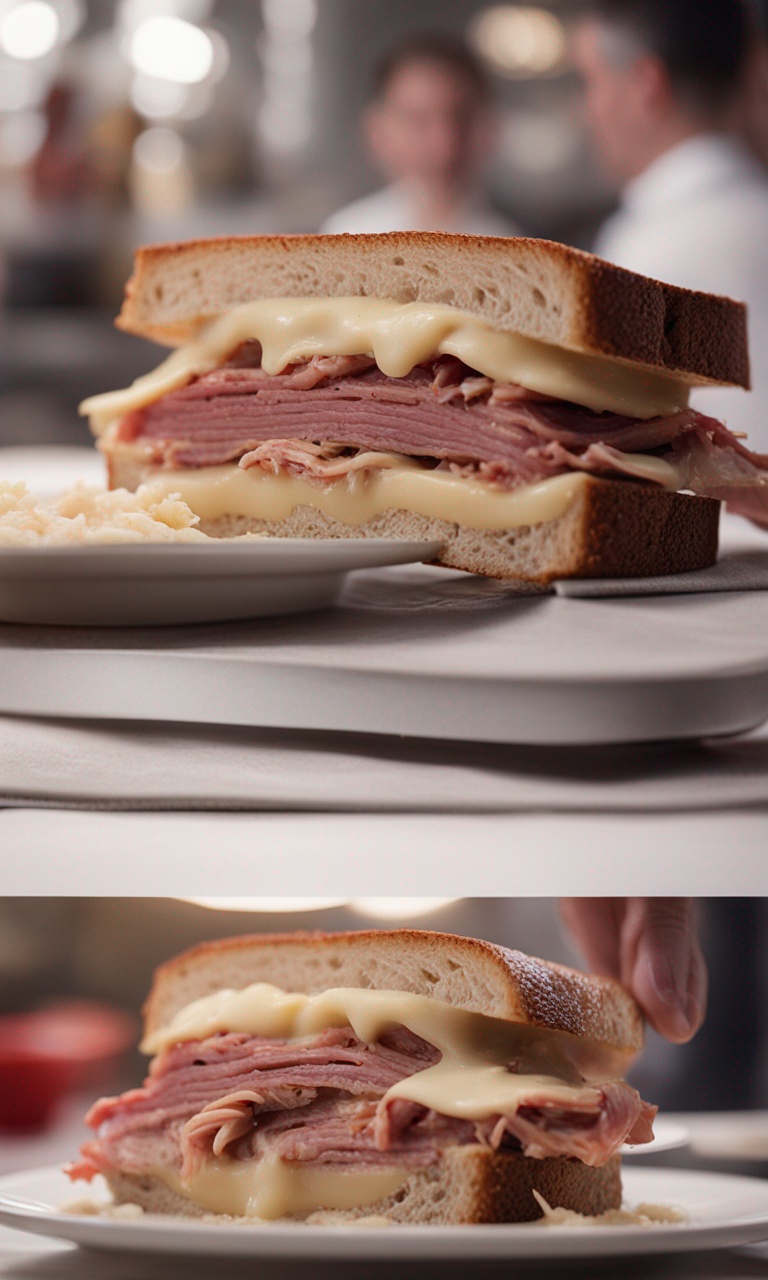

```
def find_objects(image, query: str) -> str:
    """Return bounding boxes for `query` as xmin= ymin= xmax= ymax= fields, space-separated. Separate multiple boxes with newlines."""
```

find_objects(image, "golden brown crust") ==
xmin=115 ymin=232 xmax=749 ymax=387
xmin=103 ymin=1149 xmax=622 ymax=1224
xmin=142 ymin=929 xmax=644 ymax=1056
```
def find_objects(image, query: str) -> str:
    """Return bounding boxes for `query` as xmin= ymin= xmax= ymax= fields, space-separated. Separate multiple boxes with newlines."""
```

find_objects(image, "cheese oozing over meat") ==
xmin=144 ymin=984 xmax=622 ymax=1119
xmin=81 ymin=296 xmax=692 ymax=432
xmin=134 ymin=985 xmax=646 ymax=1220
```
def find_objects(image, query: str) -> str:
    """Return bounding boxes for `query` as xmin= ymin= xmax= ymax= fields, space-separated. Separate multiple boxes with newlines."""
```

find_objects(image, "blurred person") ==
xmin=322 ymin=33 xmax=519 ymax=236
xmin=574 ymin=0 xmax=768 ymax=451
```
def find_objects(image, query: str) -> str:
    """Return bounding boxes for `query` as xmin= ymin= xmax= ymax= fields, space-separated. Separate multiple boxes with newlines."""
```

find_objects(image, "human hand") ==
xmin=559 ymin=898 xmax=707 ymax=1043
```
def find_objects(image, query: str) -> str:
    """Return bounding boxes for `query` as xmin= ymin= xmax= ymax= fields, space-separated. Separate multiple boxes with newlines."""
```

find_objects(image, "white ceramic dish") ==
xmin=0 ymin=1166 xmax=767 ymax=1259
xmin=0 ymin=539 xmax=443 ymax=626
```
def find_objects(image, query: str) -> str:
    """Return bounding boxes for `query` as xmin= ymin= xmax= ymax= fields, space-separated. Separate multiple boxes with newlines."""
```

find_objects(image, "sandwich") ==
xmin=67 ymin=929 xmax=656 ymax=1223
xmin=80 ymin=232 xmax=767 ymax=582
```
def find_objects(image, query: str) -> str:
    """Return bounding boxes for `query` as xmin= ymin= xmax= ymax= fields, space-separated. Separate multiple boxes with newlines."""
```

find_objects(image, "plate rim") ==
xmin=2 ymin=1165 xmax=768 ymax=1260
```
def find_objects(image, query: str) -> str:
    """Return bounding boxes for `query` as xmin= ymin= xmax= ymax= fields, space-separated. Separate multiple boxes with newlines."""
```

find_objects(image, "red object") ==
xmin=0 ymin=1003 xmax=135 ymax=1133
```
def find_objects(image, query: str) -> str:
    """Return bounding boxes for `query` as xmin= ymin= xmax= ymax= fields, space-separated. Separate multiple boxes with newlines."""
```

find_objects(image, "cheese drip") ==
xmin=153 ymin=1155 xmax=409 ymax=1220
xmin=81 ymin=296 xmax=692 ymax=431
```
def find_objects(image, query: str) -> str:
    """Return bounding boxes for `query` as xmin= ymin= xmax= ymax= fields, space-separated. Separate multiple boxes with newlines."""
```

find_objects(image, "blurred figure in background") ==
xmin=575 ymin=0 xmax=768 ymax=450
xmin=322 ymin=33 xmax=518 ymax=236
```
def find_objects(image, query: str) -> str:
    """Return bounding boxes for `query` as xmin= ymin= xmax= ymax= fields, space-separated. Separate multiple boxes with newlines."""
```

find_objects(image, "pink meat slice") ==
xmin=117 ymin=351 xmax=768 ymax=522
xmin=68 ymin=1026 xmax=655 ymax=1184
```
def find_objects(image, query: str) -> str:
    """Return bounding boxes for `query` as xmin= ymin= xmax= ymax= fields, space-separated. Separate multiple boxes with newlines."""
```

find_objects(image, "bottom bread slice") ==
xmin=193 ymin=479 xmax=719 ymax=582
xmin=102 ymin=1147 xmax=622 ymax=1225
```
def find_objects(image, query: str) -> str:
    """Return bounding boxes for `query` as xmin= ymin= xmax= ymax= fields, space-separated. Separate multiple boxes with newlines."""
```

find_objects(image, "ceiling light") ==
xmin=0 ymin=2 xmax=59 ymax=61
xmin=179 ymin=897 xmax=348 ymax=912
xmin=130 ymin=15 xmax=214 ymax=84
xmin=350 ymin=899 xmax=459 ymax=921
xmin=470 ymin=6 xmax=566 ymax=77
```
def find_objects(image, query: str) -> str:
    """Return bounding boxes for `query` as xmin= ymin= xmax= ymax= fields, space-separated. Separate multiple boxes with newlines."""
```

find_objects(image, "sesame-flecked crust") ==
xmin=115 ymin=231 xmax=749 ymax=387
xmin=142 ymin=929 xmax=644 ymax=1055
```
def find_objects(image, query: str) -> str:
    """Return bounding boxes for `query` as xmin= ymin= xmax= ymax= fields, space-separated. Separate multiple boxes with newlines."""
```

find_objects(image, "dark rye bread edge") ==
xmin=114 ymin=232 xmax=750 ymax=388
xmin=142 ymin=929 xmax=645 ymax=1055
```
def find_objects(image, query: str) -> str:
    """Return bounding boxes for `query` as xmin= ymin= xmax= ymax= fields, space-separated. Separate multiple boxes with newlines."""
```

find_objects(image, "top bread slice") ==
xmin=142 ymin=929 xmax=643 ymax=1062
xmin=116 ymin=232 xmax=749 ymax=389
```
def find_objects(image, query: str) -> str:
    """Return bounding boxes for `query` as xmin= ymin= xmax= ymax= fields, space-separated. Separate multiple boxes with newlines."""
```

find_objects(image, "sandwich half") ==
xmin=67 ymin=930 xmax=656 ymax=1224
xmin=80 ymin=233 xmax=768 ymax=582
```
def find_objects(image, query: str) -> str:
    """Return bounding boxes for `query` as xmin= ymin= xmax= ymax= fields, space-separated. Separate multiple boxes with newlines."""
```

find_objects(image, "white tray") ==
xmin=1 ymin=565 xmax=767 ymax=745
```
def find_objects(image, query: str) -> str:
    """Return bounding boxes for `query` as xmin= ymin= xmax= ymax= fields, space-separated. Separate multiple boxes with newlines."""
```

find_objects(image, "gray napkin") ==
xmin=1 ymin=714 xmax=767 ymax=812
xmin=554 ymin=550 xmax=768 ymax=597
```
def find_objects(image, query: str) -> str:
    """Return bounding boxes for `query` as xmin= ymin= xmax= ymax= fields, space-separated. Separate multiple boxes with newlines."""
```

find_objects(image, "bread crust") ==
xmin=102 ymin=1149 xmax=622 ymax=1225
xmin=142 ymin=929 xmax=643 ymax=1058
xmin=115 ymin=232 xmax=749 ymax=388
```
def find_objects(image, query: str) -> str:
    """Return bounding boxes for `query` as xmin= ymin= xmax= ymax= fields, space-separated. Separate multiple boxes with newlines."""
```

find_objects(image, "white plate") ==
xmin=0 ymin=539 xmax=443 ymax=626
xmin=1 ymin=1166 xmax=767 ymax=1259
xmin=622 ymin=1116 xmax=690 ymax=1156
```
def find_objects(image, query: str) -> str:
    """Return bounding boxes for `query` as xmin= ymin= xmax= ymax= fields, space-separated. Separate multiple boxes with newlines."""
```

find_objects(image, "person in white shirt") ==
xmin=574 ymin=0 xmax=768 ymax=450
xmin=322 ymin=33 xmax=519 ymax=239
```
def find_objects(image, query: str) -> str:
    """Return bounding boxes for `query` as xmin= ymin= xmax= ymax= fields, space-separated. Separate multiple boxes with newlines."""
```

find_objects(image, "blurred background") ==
xmin=2 ymin=0 xmax=767 ymax=461
xmin=0 ymin=896 xmax=765 ymax=1179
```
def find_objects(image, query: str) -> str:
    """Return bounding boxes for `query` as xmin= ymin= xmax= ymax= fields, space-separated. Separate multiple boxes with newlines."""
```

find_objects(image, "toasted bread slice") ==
xmin=116 ymin=232 xmax=749 ymax=388
xmin=102 ymin=1147 xmax=623 ymax=1225
xmin=142 ymin=929 xmax=644 ymax=1059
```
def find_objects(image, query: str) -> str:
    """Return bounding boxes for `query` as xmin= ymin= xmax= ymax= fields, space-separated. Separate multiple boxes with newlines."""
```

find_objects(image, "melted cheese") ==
xmin=143 ymin=984 xmax=600 ymax=1112
xmin=142 ymin=983 xmax=624 ymax=1220
xmin=154 ymin=1154 xmax=409 ymax=1220
xmin=136 ymin=465 xmax=587 ymax=532
xmin=81 ymin=296 xmax=691 ymax=432
xmin=133 ymin=455 xmax=679 ymax=533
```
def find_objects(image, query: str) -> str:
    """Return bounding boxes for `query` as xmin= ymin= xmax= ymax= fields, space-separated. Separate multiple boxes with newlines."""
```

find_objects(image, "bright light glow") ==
xmin=0 ymin=108 xmax=45 ymax=164
xmin=132 ymin=125 xmax=186 ymax=172
xmin=130 ymin=15 xmax=214 ymax=84
xmin=351 ymin=899 xmax=459 ymax=921
xmin=470 ymin=6 xmax=566 ymax=77
xmin=262 ymin=0 xmax=316 ymax=39
xmin=179 ymin=897 xmax=348 ymax=913
xmin=131 ymin=72 xmax=189 ymax=119
xmin=1 ymin=2 xmax=60 ymax=61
